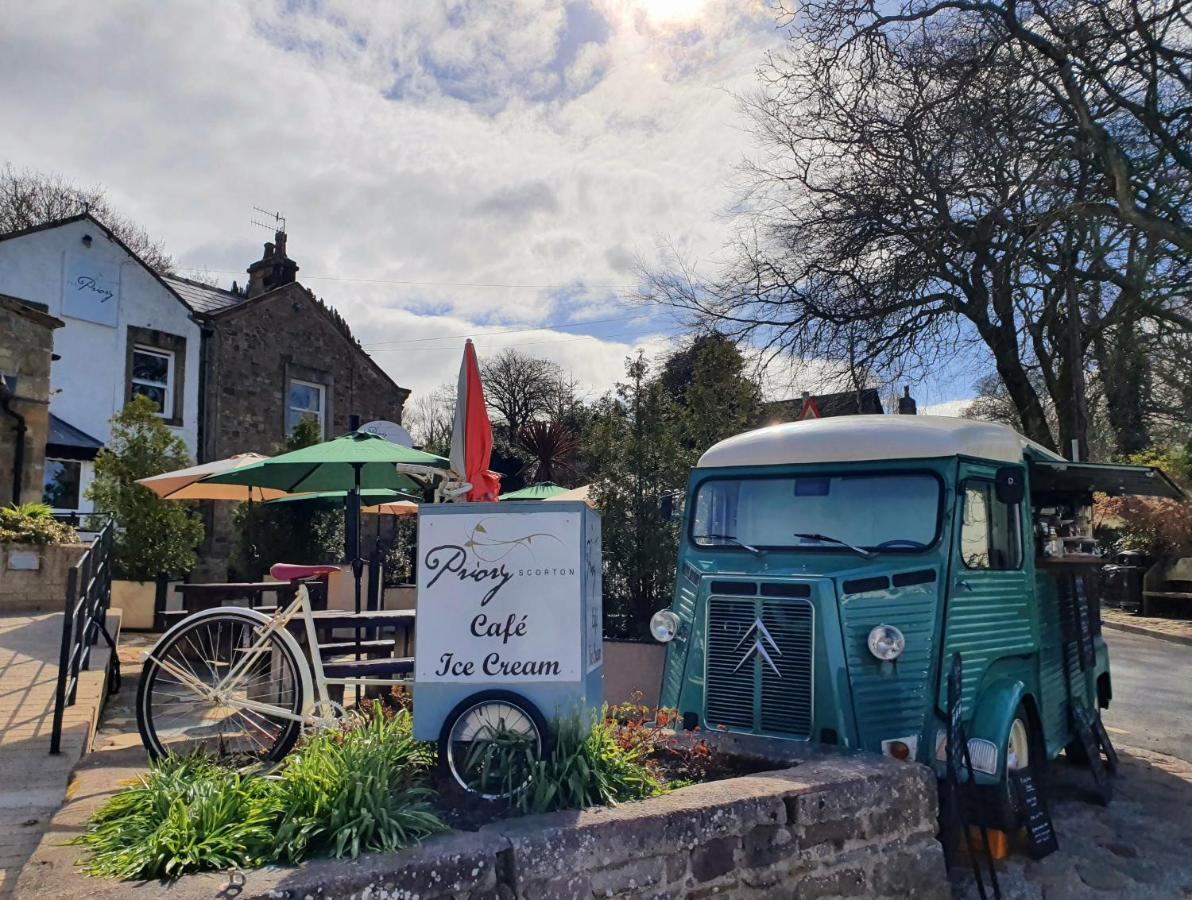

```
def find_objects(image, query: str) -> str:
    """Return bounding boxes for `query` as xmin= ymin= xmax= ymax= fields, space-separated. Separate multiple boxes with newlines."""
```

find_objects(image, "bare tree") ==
xmin=0 ymin=164 xmax=174 ymax=273
xmin=405 ymin=382 xmax=455 ymax=455
xmin=480 ymin=348 xmax=563 ymax=433
xmin=792 ymin=0 xmax=1192 ymax=253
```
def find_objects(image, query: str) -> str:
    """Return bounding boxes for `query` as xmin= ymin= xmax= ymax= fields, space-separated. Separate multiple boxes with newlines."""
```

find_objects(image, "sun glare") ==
xmin=636 ymin=0 xmax=711 ymax=25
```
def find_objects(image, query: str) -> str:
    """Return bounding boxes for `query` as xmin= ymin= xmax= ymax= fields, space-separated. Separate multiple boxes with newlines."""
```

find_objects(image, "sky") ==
xmin=0 ymin=0 xmax=972 ymax=415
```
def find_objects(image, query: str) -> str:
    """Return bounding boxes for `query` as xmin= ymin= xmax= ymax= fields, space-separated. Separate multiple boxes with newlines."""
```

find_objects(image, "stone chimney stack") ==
xmin=246 ymin=230 xmax=299 ymax=298
xmin=897 ymin=386 xmax=918 ymax=415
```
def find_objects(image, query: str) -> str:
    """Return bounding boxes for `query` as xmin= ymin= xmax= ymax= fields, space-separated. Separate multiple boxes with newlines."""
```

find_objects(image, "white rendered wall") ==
xmin=0 ymin=219 xmax=202 ymax=459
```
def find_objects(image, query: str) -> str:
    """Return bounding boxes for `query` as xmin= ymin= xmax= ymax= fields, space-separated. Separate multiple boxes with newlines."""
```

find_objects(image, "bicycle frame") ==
xmin=147 ymin=584 xmax=414 ymax=727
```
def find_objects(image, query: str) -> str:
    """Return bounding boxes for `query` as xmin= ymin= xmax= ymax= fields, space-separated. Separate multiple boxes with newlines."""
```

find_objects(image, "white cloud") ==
xmin=0 ymin=1 xmax=782 ymax=401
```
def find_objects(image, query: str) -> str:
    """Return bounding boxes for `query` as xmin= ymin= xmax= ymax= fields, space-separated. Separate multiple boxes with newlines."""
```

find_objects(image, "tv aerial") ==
xmin=250 ymin=206 xmax=286 ymax=233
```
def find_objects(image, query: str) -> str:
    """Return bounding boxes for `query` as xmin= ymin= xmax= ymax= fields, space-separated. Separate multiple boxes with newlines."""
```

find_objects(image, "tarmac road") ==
xmin=1102 ymin=628 xmax=1192 ymax=764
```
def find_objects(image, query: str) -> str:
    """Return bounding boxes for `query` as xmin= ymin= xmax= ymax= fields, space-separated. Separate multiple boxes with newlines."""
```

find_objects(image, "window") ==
xmin=130 ymin=346 xmax=174 ymax=418
xmin=43 ymin=458 xmax=81 ymax=510
xmin=287 ymin=379 xmax=325 ymax=437
xmin=692 ymin=473 xmax=941 ymax=551
xmin=960 ymin=480 xmax=1022 ymax=570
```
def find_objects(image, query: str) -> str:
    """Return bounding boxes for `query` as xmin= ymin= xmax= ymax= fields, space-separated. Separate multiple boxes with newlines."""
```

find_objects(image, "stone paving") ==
xmin=0 ymin=613 xmax=117 ymax=900
xmin=1102 ymin=606 xmax=1192 ymax=646
xmin=951 ymin=746 xmax=1192 ymax=899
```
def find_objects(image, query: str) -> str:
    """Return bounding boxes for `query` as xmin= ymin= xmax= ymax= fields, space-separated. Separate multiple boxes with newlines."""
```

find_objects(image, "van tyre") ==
xmin=991 ymin=706 xmax=1039 ymax=831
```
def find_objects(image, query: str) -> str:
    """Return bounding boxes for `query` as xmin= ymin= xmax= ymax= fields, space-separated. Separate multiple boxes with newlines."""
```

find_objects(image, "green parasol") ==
xmin=499 ymin=481 xmax=570 ymax=501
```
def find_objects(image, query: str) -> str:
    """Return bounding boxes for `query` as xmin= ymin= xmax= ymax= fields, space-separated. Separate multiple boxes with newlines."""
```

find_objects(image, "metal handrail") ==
xmin=49 ymin=518 xmax=119 ymax=754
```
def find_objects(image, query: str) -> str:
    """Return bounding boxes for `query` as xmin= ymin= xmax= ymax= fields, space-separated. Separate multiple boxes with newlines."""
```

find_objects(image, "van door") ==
xmin=939 ymin=461 xmax=1036 ymax=713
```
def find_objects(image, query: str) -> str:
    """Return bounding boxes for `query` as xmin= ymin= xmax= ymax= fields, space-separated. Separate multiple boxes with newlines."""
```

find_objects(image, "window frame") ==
xmin=286 ymin=378 xmax=326 ymax=438
xmin=687 ymin=469 xmax=947 ymax=555
xmin=129 ymin=344 xmax=175 ymax=419
xmin=42 ymin=457 xmax=82 ymax=511
xmin=959 ymin=477 xmax=1024 ymax=571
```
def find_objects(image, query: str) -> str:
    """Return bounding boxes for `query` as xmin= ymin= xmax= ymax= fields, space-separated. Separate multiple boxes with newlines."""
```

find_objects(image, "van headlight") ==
xmin=867 ymin=624 xmax=905 ymax=661
xmin=650 ymin=610 xmax=681 ymax=643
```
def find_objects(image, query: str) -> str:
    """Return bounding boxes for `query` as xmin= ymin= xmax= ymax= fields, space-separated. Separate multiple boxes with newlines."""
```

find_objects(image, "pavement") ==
xmin=953 ymin=628 xmax=1192 ymax=899
xmin=0 ymin=613 xmax=118 ymax=900
xmin=1101 ymin=605 xmax=1192 ymax=647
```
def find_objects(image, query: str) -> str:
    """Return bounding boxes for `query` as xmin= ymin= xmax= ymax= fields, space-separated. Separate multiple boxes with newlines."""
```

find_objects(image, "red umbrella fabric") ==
xmin=450 ymin=340 xmax=502 ymax=501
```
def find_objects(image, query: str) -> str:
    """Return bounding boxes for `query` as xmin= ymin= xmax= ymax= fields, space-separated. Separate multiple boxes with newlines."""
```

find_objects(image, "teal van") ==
xmin=651 ymin=415 xmax=1180 ymax=825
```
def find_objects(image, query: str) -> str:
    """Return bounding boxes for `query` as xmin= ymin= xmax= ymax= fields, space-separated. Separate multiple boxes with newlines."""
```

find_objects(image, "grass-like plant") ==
xmin=512 ymin=714 xmax=664 ymax=815
xmin=74 ymin=706 xmax=446 ymax=880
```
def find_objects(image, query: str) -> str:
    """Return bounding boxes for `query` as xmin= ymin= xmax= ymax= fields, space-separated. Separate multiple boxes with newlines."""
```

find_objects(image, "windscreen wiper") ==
xmin=792 ymin=532 xmax=874 ymax=559
xmin=700 ymin=533 xmax=765 ymax=557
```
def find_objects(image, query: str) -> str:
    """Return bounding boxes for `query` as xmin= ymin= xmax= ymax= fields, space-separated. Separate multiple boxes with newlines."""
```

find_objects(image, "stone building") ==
xmin=165 ymin=234 xmax=410 ymax=578
xmin=0 ymin=294 xmax=63 ymax=505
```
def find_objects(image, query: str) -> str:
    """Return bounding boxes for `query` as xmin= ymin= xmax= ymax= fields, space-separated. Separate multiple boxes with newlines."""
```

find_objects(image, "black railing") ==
xmin=50 ymin=518 xmax=119 ymax=754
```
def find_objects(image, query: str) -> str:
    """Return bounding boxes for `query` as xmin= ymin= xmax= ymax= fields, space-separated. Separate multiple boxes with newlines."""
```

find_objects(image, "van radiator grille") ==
xmin=705 ymin=594 xmax=814 ymax=738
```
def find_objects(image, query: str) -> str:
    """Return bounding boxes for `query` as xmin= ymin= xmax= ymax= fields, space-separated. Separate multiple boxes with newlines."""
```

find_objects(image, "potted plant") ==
xmin=87 ymin=396 xmax=205 ymax=628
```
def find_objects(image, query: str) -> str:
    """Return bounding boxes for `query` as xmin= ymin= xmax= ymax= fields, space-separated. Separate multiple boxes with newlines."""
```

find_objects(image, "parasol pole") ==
xmin=348 ymin=461 xmax=364 ymax=708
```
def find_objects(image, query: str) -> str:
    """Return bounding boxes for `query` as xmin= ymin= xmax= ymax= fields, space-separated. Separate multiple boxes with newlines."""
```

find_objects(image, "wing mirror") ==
xmin=995 ymin=467 xmax=1025 ymax=505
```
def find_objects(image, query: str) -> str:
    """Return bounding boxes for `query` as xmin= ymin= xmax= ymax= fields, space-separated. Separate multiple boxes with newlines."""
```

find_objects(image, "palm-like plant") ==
xmin=516 ymin=421 xmax=579 ymax=484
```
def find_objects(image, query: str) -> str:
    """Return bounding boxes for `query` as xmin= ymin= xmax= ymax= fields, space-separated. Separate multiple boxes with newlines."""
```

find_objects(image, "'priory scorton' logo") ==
xmin=423 ymin=519 xmax=566 ymax=606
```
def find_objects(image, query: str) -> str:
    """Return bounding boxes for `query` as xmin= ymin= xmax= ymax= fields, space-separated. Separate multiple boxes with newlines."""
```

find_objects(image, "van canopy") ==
xmin=1027 ymin=458 xmax=1184 ymax=501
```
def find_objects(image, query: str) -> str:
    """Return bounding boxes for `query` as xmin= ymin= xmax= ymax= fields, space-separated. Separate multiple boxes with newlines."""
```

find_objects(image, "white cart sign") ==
xmin=62 ymin=252 xmax=119 ymax=327
xmin=416 ymin=510 xmax=582 ymax=683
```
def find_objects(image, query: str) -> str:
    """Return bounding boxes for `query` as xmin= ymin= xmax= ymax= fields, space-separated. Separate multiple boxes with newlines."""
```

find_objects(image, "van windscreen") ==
xmin=692 ymin=473 xmax=940 ymax=552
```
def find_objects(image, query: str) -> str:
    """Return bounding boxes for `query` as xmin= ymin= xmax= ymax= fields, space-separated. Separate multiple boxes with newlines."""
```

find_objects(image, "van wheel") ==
xmin=992 ymin=708 xmax=1035 ymax=830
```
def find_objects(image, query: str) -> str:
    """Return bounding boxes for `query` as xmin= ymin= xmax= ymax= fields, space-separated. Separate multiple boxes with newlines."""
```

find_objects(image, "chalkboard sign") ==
xmin=1073 ymin=705 xmax=1112 ymax=804
xmin=1013 ymin=769 xmax=1058 ymax=859
xmin=1091 ymin=712 xmax=1120 ymax=774
xmin=947 ymin=653 xmax=965 ymax=775
xmin=1074 ymin=576 xmax=1095 ymax=671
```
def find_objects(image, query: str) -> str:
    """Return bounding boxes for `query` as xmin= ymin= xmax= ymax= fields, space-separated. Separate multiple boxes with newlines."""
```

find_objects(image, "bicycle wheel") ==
xmin=137 ymin=610 xmax=305 ymax=762
xmin=438 ymin=690 xmax=548 ymax=799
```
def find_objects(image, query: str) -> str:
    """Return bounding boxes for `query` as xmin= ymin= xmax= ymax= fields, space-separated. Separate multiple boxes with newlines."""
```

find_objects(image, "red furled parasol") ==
xmin=449 ymin=340 xmax=502 ymax=501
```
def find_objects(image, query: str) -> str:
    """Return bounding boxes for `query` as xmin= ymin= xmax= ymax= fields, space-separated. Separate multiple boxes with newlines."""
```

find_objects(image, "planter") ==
xmin=110 ymin=579 xmax=161 ymax=630
xmin=0 ymin=542 xmax=88 ymax=613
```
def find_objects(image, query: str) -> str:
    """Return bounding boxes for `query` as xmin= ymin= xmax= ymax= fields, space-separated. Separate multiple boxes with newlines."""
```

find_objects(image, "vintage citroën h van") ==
xmin=650 ymin=415 xmax=1182 ymax=826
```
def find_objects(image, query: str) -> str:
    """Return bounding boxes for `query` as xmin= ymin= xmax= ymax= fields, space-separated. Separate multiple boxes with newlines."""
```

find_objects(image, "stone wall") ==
xmin=19 ymin=750 xmax=949 ymax=899
xmin=0 ymin=542 xmax=88 ymax=612
xmin=0 ymin=295 xmax=61 ymax=506
xmin=195 ymin=283 xmax=410 ymax=579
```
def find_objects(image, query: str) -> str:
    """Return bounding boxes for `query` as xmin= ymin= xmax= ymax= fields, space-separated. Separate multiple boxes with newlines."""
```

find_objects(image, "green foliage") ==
xmin=86 ymin=396 xmax=204 ymax=581
xmin=0 ymin=502 xmax=77 ymax=544
xmin=75 ymin=706 xmax=445 ymax=880
xmin=232 ymin=417 xmax=342 ymax=580
xmin=586 ymin=338 xmax=762 ymax=637
xmin=269 ymin=707 xmax=443 ymax=862
xmin=513 ymin=715 xmax=663 ymax=815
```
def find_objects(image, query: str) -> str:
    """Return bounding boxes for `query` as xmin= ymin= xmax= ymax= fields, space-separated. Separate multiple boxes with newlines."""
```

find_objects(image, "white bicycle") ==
xmin=136 ymin=576 xmax=548 ymax=795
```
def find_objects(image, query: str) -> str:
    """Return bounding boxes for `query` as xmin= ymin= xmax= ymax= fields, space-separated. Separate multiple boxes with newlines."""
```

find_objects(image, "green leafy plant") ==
xmin=0 ymin=502 xmax=77 ymax=544
xmin=512 ymin=714 xmax=664 ymax=815
xmin=86 ymin=395 xmax=204 ymax=581
xmin=74 ymin=705 xmax=445 ymax=880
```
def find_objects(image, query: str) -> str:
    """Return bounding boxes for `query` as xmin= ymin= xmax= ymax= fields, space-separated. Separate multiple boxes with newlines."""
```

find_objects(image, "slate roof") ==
xmin=47 ymin=414 xmax=104 ymax=459
xmin=163 ymin=275 xmax=245 ymax=315
xmin=763 ymin=388 xmax=884 ymax=422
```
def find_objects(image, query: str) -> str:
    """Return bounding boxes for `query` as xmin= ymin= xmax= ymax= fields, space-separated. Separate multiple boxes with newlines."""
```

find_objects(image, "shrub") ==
xmin=0 ymin=502 xmax=77 ymax=544
xmin=86 ymin=396 xmax=204 ymax=581
xmin=74 ymin=705 xmax=445 ymax=880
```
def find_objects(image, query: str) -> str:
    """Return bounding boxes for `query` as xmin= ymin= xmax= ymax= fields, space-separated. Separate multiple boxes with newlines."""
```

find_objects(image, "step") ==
xmin=321 ymin=656 xmax=414 ymax=679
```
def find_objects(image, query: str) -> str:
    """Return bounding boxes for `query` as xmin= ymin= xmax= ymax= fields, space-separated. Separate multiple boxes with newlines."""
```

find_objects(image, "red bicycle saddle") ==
xmin=270 ymin=563 xmax=341 ymax=582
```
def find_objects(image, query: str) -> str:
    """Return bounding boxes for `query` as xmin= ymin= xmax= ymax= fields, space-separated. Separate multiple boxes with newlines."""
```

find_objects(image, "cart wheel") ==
xmin=438 ymin=690 xmax=549 ymax=800
xmin=137 ymin=609 xmax=305 ymax=763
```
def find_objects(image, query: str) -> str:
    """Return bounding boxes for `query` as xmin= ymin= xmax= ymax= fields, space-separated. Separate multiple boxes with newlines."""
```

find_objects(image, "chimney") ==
xmin=246 ymin=230 xmax=299 ymax=298
xmin=898 ymin=386 xmax=917 ymax=415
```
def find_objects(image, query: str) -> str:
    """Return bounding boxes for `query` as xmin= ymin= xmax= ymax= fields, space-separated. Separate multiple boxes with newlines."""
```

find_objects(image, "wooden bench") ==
xmin=1142 ymin=557 xmax=1192 ymax=615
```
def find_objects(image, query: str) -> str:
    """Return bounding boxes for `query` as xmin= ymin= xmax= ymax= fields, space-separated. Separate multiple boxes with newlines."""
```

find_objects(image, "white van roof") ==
xmin=697 ymin=415 xmax=1064 ymax=468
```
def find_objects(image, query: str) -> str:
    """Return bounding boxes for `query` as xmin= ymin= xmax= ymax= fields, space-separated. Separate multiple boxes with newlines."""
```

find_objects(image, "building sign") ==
xmin=62 ymin=252 xmax=119 ymax=327
xmin=416 ymin=510 xmax=582 ymax=683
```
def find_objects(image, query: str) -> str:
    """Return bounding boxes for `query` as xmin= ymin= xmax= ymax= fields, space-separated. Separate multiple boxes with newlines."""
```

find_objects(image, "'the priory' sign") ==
xmin=415 ymin=510 xmax=583 ymax=683
xmin=62 ymin=252 xmax=120 ymax=327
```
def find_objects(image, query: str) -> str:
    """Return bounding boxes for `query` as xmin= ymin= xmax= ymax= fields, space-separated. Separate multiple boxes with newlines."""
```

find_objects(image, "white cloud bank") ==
xmin=0 ymin=0 xmax=783 ymax=401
